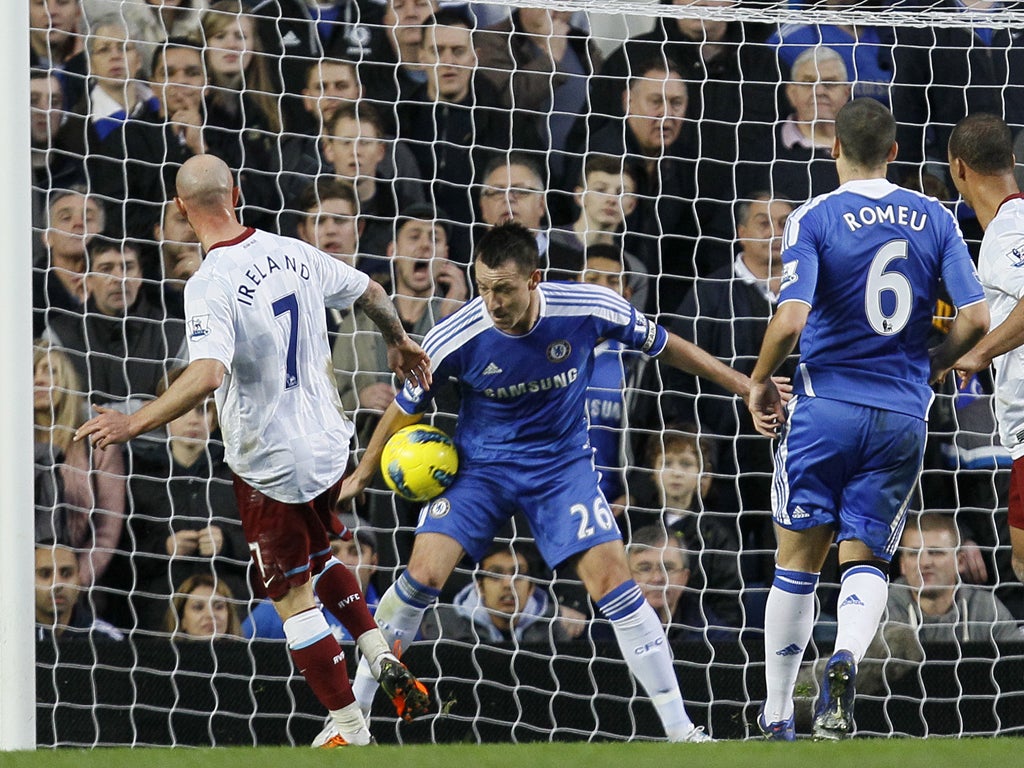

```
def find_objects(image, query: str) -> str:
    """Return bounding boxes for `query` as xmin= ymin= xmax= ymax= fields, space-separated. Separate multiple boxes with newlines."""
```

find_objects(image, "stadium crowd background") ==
xmin=28 ymin=0 xmax=1024 ymax=679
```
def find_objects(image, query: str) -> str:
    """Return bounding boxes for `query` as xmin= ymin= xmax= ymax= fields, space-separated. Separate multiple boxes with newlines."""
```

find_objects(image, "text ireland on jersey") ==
xmin=236 ymin=253 xmax=312 ymax=306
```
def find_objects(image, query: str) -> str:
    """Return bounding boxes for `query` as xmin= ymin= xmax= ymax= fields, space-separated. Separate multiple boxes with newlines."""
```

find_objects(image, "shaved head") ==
xmin=176 ymin=155 xmax=235 ymax=208
xmin=173 ymin=154 xmax=244 ymax=246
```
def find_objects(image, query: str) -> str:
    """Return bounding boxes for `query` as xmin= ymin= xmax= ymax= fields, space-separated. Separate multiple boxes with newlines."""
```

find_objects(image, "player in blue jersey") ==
xmin=339 ymin=222 xmax=759 ymax=742
xmin=579 ymin=244 xmax=643 ymax=507
xmin=747 ymin=99 xmax=990 ymax=741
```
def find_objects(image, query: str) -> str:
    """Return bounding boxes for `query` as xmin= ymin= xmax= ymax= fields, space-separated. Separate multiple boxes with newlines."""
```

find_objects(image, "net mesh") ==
xmin=29 ymin=0 xmax=1024 ymax=746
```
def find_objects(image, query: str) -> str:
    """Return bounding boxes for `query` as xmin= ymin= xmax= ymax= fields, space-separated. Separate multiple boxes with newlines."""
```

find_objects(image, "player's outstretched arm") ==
xmin=338 ymin=402 xmax=423 ymax=504
xmin=74 ymin=358 xmax=226 ymax=449
xmin=355 ymin=279 xmax=432 ymax=390
xmin=929 ymin=300 xmax=990 ymax=384
xmin=952 ymin=299 xmax=1020 ymax=387
xmin=657 ymin=332 xmax=752 ymax=401
xmin=748 ymin=301 xmax=809 ymax=437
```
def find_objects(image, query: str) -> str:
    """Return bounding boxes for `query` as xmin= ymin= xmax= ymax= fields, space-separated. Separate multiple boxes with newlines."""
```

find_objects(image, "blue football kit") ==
xmin=394 ymin=282 xmax=667 ymax=567
xmin=587 ymin=339 xmax=639 ymax=502
xmin=773 ymin=178 xmax=985 ymax=559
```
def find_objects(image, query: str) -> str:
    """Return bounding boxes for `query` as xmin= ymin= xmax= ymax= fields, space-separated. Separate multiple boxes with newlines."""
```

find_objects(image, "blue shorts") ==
xmin=415 ymin=452 xmax=621 ymax=568
xmin=772 ymin=395 xmax=925 ymax=561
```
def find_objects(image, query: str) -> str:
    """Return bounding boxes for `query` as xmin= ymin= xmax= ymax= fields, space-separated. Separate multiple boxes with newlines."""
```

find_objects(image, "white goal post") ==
xmin=3 ymin=0 xmax=36 ymax=754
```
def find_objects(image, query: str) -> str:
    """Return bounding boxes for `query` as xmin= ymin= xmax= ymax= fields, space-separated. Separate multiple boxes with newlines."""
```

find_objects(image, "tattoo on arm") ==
xmin=356 ymin=286 xmax=406 ymax=346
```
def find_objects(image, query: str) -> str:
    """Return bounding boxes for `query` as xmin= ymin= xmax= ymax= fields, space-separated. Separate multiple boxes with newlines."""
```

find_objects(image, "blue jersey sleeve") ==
xmin=938 ymin=210 xmax=986 ymax=308
xmin=585 ymin=285 xmax=668 ymax=356
xmin=393 ymin=299 xmax=489 ymax=415
xmin=778 ymin=202 xmax=822 ymax=307
xmin=395 ymin=371 xmax=437 ymax=416
xmin=395 ymin=347 xmax=456 ymax=415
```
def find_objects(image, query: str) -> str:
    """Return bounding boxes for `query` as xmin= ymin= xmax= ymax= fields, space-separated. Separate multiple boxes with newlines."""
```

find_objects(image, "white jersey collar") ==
xmin=835 ymin=177 xmax=899 ymax=200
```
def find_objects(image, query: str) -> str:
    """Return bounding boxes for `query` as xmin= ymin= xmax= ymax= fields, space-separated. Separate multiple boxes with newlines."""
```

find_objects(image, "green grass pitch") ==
xmin=3 ymin=739 xmax=1023 ymax=768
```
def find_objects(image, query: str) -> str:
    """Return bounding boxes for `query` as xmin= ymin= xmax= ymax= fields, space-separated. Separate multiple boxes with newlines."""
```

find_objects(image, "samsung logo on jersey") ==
xmin=842 ymin=205 xmax=927 ymax=233
xmin=589 ymin=397 xmax=622 ymax=421
xmin=484 ymin=368 xmax=579 ymax=399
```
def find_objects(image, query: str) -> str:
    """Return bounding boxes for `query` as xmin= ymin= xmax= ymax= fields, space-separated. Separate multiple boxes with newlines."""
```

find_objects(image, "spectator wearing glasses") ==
xmin=737 ymin=47 xmax=850 ymax=203
xmin=476 ymin=152 xmax=579 ymax=279
xmin=626 ymin=525 xmax=731 ymax=643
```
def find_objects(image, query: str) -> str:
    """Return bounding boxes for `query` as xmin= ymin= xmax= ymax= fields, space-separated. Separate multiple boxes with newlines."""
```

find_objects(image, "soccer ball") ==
xmin=380 ymin=424 xmax=459 ymax=502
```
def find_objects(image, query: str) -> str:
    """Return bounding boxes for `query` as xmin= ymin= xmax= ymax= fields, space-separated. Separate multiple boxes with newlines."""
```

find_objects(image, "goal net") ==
xmin=30 ymin=0 xmax=1024 ymax=747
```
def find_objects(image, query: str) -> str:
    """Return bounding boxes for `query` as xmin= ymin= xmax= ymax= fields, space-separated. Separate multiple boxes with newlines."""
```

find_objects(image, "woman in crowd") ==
xmin=164 ymin=573 xmax=243 ymax=639
xmin=33 ymin=341 xmax=126 ymax=588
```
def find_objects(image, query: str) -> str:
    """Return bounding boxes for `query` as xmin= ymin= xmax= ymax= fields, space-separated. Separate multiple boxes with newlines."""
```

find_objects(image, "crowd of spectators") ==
xmin=29 ymin=0 xmax=1024 ymax=662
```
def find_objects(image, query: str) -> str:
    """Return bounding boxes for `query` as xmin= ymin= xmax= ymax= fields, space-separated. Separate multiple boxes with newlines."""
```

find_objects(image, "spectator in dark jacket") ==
xmin=126 ymin=367 xmax=249 ymax=631
xmin=475 ymin=8 xmax=603 ymax=183
xmin=315 ymin=102 xmax=425 ymax=257
xmin=890 ymin=0 xmax=1000 ymax=188
xmin=625 ymin=428 xmax=743 ymax=633
xmin=397 ymin=8 xmax=536 ymax=257
xmin=250 ymin=0 xmax=432 ymax=132
xmin=276 ymin=57 xmax=363 ymax=208
xmin=737 ymin=47 xmax=849 ymax=205
xmin=567 ymin=59 xmax=727 ymax=310
xmin=31 ymin=69 xmax=82 ymax=243
xmin=54 ymin=18 xmax=162 ymax=235
xmin=29 ymin=0 xmax=88 ymax=112
xmin=35 ymin=541 xmax=123 ymax=641
xmin=661 ymin=195 xmax=796 ymax=581
xmin=33 ymin=187 xmax=106 ymax=338
xmin=111 ymin=37 xmax=207 ymax=236
xmin=357 ymin=0 xmax=439 ymax=120
xmin=576 ymin=0 xmax=779 ymax=223
xmin=198 ymin=2 xmax=283 ymax=231
xmin=43 ymin=235 xmax=186 ymax=407
xmin=626 ymin=525 xmax=732 ymax=644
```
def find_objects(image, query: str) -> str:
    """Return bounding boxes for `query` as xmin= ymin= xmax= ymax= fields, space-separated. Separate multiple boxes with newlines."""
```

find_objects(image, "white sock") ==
xmin=352 ymin=573 xmax=438 ymax=717
xmin=833 ymin=564 xmax=888 ymax=664
xmin=329 ymin=700 xmax=372 ymax=745
xmin=351 ymin=657 xmax=378 ymax=720
xmin=282 ymin=607 xmax=332 ymax=650
xmin=355 ymin=628 xmax=391 ymax=677
xmin=598 ymin=581 xmax=693 ymax=741
xmin=763 ymin=568 xmax=819 ymax=723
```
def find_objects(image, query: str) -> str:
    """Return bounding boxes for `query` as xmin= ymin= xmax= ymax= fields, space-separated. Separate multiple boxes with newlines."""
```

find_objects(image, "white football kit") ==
xmin=977 ymin=195 xmax=1024 ymax=459
xmin=184 ymin=227 xmax=370 ymax=503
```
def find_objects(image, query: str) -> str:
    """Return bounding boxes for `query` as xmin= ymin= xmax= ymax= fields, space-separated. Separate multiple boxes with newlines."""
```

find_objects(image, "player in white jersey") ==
xmin=948 ymin=113 xmax=1024 ymax=582
xmin=336 ymin=222 xmax=772 ymax=743
xmin=76 ymin=155 xmax=432 ymax=747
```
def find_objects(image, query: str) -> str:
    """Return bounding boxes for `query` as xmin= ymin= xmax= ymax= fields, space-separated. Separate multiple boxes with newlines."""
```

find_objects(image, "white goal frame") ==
xmin=2 ymin=0 xmax=37 ymax=754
